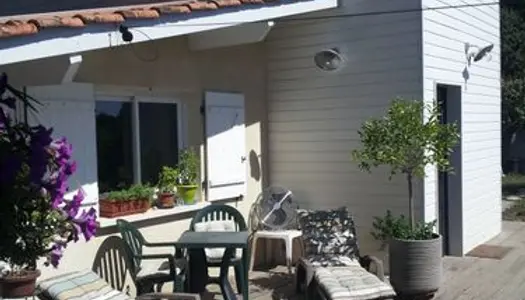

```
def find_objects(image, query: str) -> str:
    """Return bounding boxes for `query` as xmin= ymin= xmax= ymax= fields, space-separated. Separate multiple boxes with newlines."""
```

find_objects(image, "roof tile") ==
xmin=116 ymin=9 xmax=161 ymax=19
xmin=211 ymin=0 xmax=243 ymax=7
xmin=152 ymin=5 xmax=192 ymax=14
xmin=74 ymin=13 xmax=126 ymax=24
xmin=187 ymin=1 xmax=219 ymax=10
xmin=28 ymin=17 xmax=85 ymax=29
xmin=0 ymin=21 xmax=38 ymax=38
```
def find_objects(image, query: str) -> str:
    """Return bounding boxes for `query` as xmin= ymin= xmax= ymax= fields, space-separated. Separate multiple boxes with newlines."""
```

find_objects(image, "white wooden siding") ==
xmin=266 ymin=0 xmax=423 ymax=249
xmin=422 ymin=0 xmax=501 ymax=254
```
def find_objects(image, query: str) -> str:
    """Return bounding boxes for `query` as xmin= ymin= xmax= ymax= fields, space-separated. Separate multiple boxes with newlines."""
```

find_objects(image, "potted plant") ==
xmin=128 ymin=184 xmax=154 ymax=210
xmin=0 ymin=73 xmax=97 ymax=298
xmin=99 ymin=184 xmax=152 ymax=218
xmin=177 ymin=148 xmax=199 ymax=205
xmin=352 ymin=98 xmax=459 ymax=298
xmin=156 ymin=166 xmax=178 ymax=208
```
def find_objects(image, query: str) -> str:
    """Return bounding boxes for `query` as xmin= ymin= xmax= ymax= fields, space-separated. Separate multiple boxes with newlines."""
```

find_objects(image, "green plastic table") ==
xmin=175 ymin=231 xmax=250 ymax=300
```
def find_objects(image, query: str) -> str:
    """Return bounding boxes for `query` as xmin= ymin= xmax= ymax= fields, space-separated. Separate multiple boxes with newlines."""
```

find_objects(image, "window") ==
xmin=95 ymin=98 xmax=181 ymax=193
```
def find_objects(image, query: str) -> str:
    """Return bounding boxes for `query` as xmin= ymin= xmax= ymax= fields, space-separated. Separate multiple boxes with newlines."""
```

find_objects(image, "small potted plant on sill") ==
xmin=177 ymin=148 xmax=199 ymax=205
xmin=0 ymin=73 xmax=97 ymax=298
xmin=99 ymin=185 xmax=152 ymax=218
xmin=156 ymin=166 xmax=178 ymax=209
xmin=128 ymin=184 xmax=154 ymax=210
xmin=352 ymin=98 xmax=459 ymax=298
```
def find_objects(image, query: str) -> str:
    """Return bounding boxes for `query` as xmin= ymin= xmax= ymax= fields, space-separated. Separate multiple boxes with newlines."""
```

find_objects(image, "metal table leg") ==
xmin=187 ymin=248 xmax=208 ymax=294
xmin=242 ymin=247 xmax=249 ymax=300
xmin=220 ymin=247 xmax=237 ymax=300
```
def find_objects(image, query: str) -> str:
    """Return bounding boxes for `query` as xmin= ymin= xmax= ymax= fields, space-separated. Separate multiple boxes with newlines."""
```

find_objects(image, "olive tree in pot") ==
xmin=177 ymin=148 xmax=199 ymax=205
xmin=352 ymin=98 xmax=459 ymax=299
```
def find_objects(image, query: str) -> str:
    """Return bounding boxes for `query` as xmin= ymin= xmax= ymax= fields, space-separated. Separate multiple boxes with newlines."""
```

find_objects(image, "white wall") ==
xmin=422 ymin=0 xmax=501 ymax=254
xmin=266 ymin=0 xmax=423 ymax=252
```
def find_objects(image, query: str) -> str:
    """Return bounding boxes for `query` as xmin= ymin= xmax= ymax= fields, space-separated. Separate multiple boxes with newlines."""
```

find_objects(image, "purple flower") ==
xmin=63 ymin=189 xmax=84 ymax=219
xmin=52 ymin=137 xmax=72 ymax=164
xmin=49 ymin=244 xmax=64 ymax=268
xmin=64 ymin=161 xmax=77 ymax=176
xmin=73 ymin=208 xmax=97 ymax=241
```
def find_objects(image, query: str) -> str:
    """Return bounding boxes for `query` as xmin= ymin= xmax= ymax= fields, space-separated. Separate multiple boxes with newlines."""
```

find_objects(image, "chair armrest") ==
xmin=136 ymin=292 xmax=200 ymax=300
xmin=144 ymin=241 xmax=178 ymax=247
xmin=296 ymin=256 xmax=316 ymax=291
xmin=143 ymin=242 xmax=185 ymax=259
xmin=359 ymin=255 xmax=385 ymax=282
xmin=136 ymin=254 xmax=177 ymax=275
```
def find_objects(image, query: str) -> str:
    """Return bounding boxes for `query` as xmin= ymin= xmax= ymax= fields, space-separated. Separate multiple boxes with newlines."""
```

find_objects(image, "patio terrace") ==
xmin=201 ymin=221 xmax=525 ymax=300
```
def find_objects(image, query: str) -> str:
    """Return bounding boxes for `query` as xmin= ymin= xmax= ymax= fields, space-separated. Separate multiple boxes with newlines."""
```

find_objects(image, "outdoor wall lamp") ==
xmin=465 ymin=42 xmax=494 ymax=66
xmin=314 ymin=47 xmax=345 ymax=71
xmin=119 ymin=25 xmax=134 ymax=43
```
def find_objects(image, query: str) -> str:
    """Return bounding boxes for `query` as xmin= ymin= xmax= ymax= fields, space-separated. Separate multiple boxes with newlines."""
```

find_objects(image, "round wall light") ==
xmin=314 ymin=48 xmax=345 ymax=71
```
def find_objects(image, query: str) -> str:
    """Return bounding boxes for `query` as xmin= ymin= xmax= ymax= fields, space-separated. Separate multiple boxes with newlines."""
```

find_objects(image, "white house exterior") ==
xmin=0 ymin=0 xmax=501 ymax=278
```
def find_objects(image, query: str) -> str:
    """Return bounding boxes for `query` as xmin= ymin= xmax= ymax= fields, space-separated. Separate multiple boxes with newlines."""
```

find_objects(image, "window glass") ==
xmin=95 ymin=101 xmax=133 ymax=192
xmin=139 ymin=102 xmax=179 ymax=185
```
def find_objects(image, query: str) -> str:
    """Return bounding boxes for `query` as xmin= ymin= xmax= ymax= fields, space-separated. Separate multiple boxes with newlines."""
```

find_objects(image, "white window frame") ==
xmin=94 ymin=95 xmax=185 ymax=186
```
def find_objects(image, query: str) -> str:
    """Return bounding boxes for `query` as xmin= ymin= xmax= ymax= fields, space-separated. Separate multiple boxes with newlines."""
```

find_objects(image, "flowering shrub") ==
xmin=0 ymin=73 xmax=97 ymax=273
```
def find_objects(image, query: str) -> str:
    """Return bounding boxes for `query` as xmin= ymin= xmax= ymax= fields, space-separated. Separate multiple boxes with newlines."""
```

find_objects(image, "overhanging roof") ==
xmin=0 ymin=0 xmax=337 ymax=65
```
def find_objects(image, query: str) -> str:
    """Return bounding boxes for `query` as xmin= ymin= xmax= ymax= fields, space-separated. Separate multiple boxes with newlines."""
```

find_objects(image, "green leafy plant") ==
xmin=128 ymin=184 xmax=155 ymax=201
xmin=352 ymin=98 xmax=459 ymax=241
xmin=105 ymin=190 xmax=131 ymax=202
xmin=371 ymin=210 xmax=437 ymax=249
xmin=177 ymin=148 xmax=199 ymax=186
xmin=105 ymin=184 xmax=154 ymax=202
xmin=157 ymin=166 xmax=179 ymax=194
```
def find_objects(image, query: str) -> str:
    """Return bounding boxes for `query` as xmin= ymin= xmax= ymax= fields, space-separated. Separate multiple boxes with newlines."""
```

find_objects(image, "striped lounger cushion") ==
xmin=36 ymin=269 xmax=132 ymax=300
xmin=315 ymin=266 xmax=396 ymax=300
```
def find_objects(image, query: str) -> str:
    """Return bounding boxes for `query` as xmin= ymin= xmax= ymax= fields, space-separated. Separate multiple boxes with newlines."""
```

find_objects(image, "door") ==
xmin=436 ymin=83 xmax=462 ymax=256
xmin=26 ymin=84 xmax=99 ymax=207
xmin=437 ymin=85 xmax=450 ymax=254
xmin=204 ymin=91 xmax=246 ymax=201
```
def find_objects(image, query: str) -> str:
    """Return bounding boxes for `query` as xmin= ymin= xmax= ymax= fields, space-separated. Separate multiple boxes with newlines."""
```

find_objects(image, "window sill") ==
xmin=97 ymin=200 xmax=210 ymax=229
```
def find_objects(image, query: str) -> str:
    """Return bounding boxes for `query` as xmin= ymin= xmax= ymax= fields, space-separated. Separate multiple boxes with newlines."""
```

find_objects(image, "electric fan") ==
xmin=255 ymin=186 xmax=298 ymax=230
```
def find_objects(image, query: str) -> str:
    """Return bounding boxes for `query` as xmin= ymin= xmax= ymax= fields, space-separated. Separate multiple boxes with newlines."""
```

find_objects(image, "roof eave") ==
xmin=0 ymin=0 xmax=338 ymax=66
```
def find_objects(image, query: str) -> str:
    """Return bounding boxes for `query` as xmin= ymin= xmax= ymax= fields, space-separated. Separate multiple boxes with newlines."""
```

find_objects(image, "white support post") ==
xmin=61 ymin=55 xmax=83 ymax=84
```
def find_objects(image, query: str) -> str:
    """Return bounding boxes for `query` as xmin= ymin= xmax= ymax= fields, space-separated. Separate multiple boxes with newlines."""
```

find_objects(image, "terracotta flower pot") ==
xmin=0 ymin=269 xmax=41 ymax=298
xmin=157 ymin=192 xmax=175 ymax=209
xmin=99 ymin=199 xmax=150 ymax=218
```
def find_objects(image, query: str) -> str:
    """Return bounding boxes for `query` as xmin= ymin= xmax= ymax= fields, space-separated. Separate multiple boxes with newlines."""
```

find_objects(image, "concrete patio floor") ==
xmin=202 ymin=221 xmax=525 ymax=300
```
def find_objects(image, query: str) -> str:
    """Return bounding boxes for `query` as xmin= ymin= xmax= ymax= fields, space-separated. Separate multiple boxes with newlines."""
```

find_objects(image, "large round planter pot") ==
xmin=177 ymin=185 xmax=198 ymax=204
xmin=0 ymin=269 xmax=41 ymax=298
xmin=389 ymin=234 xmax=442 ymax=299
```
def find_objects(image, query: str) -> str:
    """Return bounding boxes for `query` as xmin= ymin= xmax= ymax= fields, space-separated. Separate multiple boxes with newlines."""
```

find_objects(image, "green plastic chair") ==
xmin=189 ymin=204 xmax=248 ymax=294
xmin=92 ymin=236 xmax=199 ymax=300
xmin=116 ymin=219 xmax=187 ymax=294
